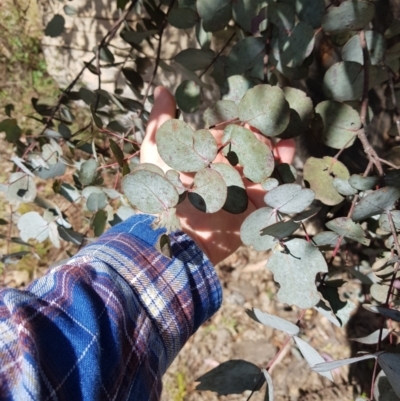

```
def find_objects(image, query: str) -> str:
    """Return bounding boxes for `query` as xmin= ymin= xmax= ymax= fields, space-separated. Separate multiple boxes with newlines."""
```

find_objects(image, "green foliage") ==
xmin=2 ymin=0 xmax=400 ymax=399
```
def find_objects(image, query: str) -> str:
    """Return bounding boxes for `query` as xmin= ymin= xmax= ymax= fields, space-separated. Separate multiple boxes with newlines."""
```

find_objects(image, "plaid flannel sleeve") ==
xmin=0 ymin=214 xmax=222 ymax=401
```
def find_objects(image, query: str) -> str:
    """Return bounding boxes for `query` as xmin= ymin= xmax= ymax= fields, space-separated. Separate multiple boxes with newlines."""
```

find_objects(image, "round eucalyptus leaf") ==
xmin=35 ymin=161 xmax=67 ymax=180
xmin=168 ymin=7 xmax=198 ymax=29
xmin=321 ymin=0 xmax=375 ymax=35
xmin=211 ymin=163 xmax=247 ymax=214
xmin=174 ymin=48 xmax=215 ymax=71
xmin=312 ymin=231 xmax=345 ymax=248
xmin=267 ymin=2 xmax=295 ymax=30
xmin=326 ymin=217 xmax=370 ymax=246
xmin=303 ymin=156 xmax=350 ymax=206
xmin=262 ymin=178 xmax=279 ymax=191
xmin=267 ymin=238 xmax=328 ymax=309
xmin=134 ymin=163 xmax=165 ymax=176
xmin=295 ymin=0 xmax=325 ymax=28
xmin=220 ymin=75 xmax=255 ymax=104
xmin=87 ymin=192 xmax=108 ymax=212
xmin=122 ymin=170 xmax=179 ymax=214
xmin=226 ymin=37 xmax=265 ymax=80
xmin=323 ymin=61 xmax=364 ymax=101
xmin=156 ymin=120 xmax=217 ymax=172
xmin=282 ymin=87 xmax=313 ymax=128
xmin=63 ymin=5 xmax=77 ymax=16
xmin=264 ymin=184 xmax=314 ymax=214
xmin=188 ymin=168 xmax=227 ymax=213
xmin=196 ymin=20 xmax=212 ymax=50
xmin=349 ymin=174 xmax=379 ymax=190
xmin=175 ymin=80 xmax=201 ymax=113
xmin=7 ymin=172 xmax=37 ymax=203
xmin=238 ymin=85 xmax=290 ymax=137
xmin=352 ymin=187 xmax=400 ymax=221
xmin=44 ymin=14 xmax=65 ymax=38
xmin=332 ymin=177 xmax=358 ymax=196
xmin=342 ymin=31 xmax=386 ymax=65
xmin=232 ymin=0 xmax=269 ymax=32
xmin=42 ymin=139 xmax=63 ymax=165
xmin=240 ymin=207 xmax=276 ymax=251
xmin=315 ymin=100 xmax=361 ymax=149
xmin=222 ymin=125 xmax=274 ymax=183
xmin=17 ymin=212 xmax=48 ymax=243
xmin=203 ymin=100 xmax=238 ymax=128
xmin=197 ymin=0 xmax=232 ymax=32
xmin=260 ymin=220 xmax=300 ymax=239
xmin=379 ymin=211 xmax=400 ymax=232
xmin=78 ymin=159 xmax=99 ymax=186
xmin=165 ymin=170 xmax=186 ymax=194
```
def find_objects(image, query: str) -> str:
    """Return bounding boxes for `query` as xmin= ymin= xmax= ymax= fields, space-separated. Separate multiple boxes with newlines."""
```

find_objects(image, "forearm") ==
xmin=0 ymin=214 xmax=222 ymax=401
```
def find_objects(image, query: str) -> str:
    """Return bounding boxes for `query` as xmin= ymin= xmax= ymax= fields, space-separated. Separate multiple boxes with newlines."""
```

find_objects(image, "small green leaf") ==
xmin=267 ymin=238 xmax=328 ymax=308
xmin=175 ymin=80 xmax=201 ymax=113
xmin=321 ymin=0 xmax=375 ymax=35
xmin=156 ymin=120 xmax=217 ymax=172
xmin=78 ymin=159 xmax=99 ymax=186
xmin=122 ymin=170 xmax=179 ymax=214
xmin=264 ymin=184 xmax=314 ymax=214
xmin=352 ymin=187 xmax=400 ymax=221
xmin=226 ymin=37 xmax=265 ymax=80
xmin=238 ymin=84 xmax=290 ymax=137
xmin=174 ymin=48 xmax=215 ymax=71
xmin=87 ymin=192 xmax=108 ymax=212
xmin=92 ymin=210 xmax=107 ymax=237
xmin=326 ymin=217 xmax=370 ymax=245
xmin=109 ymin=139 xmax=124 ymax=167
xmin=168 ymin=7 xmax=198 ymax=29
xmin=45 ymin=15 xmax=65 ymax=37
xmin=303 ymin=156 xmax=350 ymax=206
xmin=188 ymin=168 xmax=227 ymax=213
xmin=323 ymin=61 xmax=364 ymax=101
xmin=196 ymin=360 xmax=264 ymax=396
xmin=240 ymin=207 xmax=277 ymax=251
xmin=211 ymin=163 xmax=247 ymax=214
xmin=197 ymin=0 xmax=232 ymax=32
xmin=203 ymin=100 xmax=238 ymax=128
xmin=223 ymin=125 xmax=274 ymax=183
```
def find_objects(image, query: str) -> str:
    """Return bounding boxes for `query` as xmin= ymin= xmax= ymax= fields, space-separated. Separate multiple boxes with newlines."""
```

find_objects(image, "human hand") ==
xmin=141 ymin=86 xmax=296 ymax=265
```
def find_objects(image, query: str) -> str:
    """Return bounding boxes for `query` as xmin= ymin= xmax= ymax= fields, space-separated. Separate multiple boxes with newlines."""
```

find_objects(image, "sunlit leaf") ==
xmin=63 ymin=5 xmax=77 ymax=16
xmin=379 ymin=211 xmax=400 ymax=232
xmin=238 ymin=85 xmax=290 ymax=137
xmin=157 ymin=120 xmax=217 ymax=172
xmin=323 ymin=62 xmax=364 ymax=101
xmin=312 ymin=354 xmax=377 ymax=373
xmin=122 ymin=170 xmax=179 ymax=214
xmin=267 ymin=238 xmax=328 ymax=308
xmin=17 ymin=212 xmax=48 ymax=243
xmin=211 ymin=163 xmax=247 ymax=214
xmin=87 ymin=192 xmax=108 ymax=212
xmin=262 ymin=369 xmax=274 ymax=401
xmin=42 ymin=138 xmax=63 ymax=165
xmin=246 ymin=308 xmax=300 ymax=336
xmin=294 ymin=336 xmax=334 ymax=381
xmin=78 ymin=159 xmax=99 ymax=186
xmin=188 ymin=168 xmax=227 ymax=213
xmin=312 ymin=231 xmax=345 ymax=248
xmin=264 ymin=184 xmax=314 ymax=214
xmin=197 ymin=0 xmax=232 ymax=32
xmin=353 ymin=187 xmax=400 ymax=221
xmin=203 ymin=100 xmax=238 ymax=128
xmin=303 ymin=156 xmax=350 ymax=206
xmin=326 ymin=217 xmax=370 ymax=246
xmin=363 ymin=304 xmax=400 ymax=322
xmin=223 ymin=124 xmax=274 ymax=183
xmin=240 ymin=207 xmax=276 ymax=251
xmin=196 ymin=20 xmax=212 ymax=49
xmin=6 ymin=172 xmax=37 ymax=204
xmin=196 ymin=360 xmax=264 ymax=395
xmin=321 ymin=0 xmax=375 ymax=35
xmin=175 ymin=80 xmax=201 ymax=113
xmin=165 ymin=170 xmax=186 ymax=195
xmin=174 ymin=48 xmax=215 ymax=71
xmin=332 ymin=177 xmax=358 ymax=196
xmin=262 ymin=178 xmax=279 ymax=191
xmin=220 ymin=75 xmax=255 ymax=104
xmin=348 ymin=174 xmax=379 ymax=191
xmin=45 ymin=15 xmax=65 ymax=37
xmin=349 ymin=328 xmax=390 ymax=345
xmin=371 ymin=283 xmax=390 ymax=303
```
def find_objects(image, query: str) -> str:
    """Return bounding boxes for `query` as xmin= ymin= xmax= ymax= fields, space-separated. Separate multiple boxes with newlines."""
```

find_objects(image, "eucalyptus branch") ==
xmin=384 ymin=58 xmax=400 ymax=137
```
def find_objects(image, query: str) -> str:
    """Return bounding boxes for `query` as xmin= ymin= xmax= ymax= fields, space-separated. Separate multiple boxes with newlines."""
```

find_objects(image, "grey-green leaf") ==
xmin=7 ymin=172 xmax=37 ymax=203
xmin=295 ymin=0 xmax=325 ymax=28
xmin=267 ymin=238 xmax=328 ymax=309
xmin=260 ymin=220 xmax=300 ymax=239
xmin=268 ymin=2 xmax=295 ymax=30
xmin=321 ymin=0 xmax=375 ymax=35
xmin=323 ymin=62 xmax=364 ymax=101
xmin=352 ymin=187 xmax=400 ymax=221
xmin=168 ymin=7 xmax=198 ymax=29
xmin=264 ymin=184 xmax=315 ymax=214
xmin=220 ymin=75 xmax=256 ymax=104
xmin=240 ymin=207 xmax=276 ymax=251
xmin=87 ymin=192 xmax=108 ymax=212
xmin=188 ymin=168 xmax=227 ymax=213
xmin=92 ymin=209 xmax=107 ymax=237
xmin=232 ymin=0 xmax=269 ymax=32
xmin=377 ymin=353 xmax=400 ymax=399
xmin=315 ymin=100 xmax=361 ymax=149
xmin=122 ymin=170 xmax=179 ymax=214
xmin=156 ymin=120 xmax=217 ymax=172
xmin=349 ymin=328 xmax=390 ymax=345
xmin=349 ymin=174 xmax=379 ymax=190
xmin=197 ymin=0 xmax=232 ymax=32
xmin=223 ymin=125 xmax=274 ymax=183
xmin=78 ymin=159 xmax=99 ymax=186
xmin=44 ymin=15 xmax=65 ymax=37
xmin=379 ymin=211 xmax=400 ymax=232
xmin=175 ymin=80 xmax=201 ymax=113
xmin=238 ymin=84 xmax=290 ymax=137
xmin=333 ymin=178 xmax=358 ymax=196
xmin=211 ymin=163 xmax=247 ymax=214
xmin=203 ymin=100 xmax=238 ymax=128
xmin=17 ymin=212 xmax=48 ymax=242
xmin=246 ymin=308 xmax=300 ymax=335
xmin=326 ymin=217 xmax=370 ymax=246
xmin=174 ymin=48 xmax=215 ymax=71
xmin=312 ymin=231 xmax=345 ymax=248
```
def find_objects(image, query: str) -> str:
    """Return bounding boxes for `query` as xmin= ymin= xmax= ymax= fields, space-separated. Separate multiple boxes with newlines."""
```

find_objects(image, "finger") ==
xmin=140 ymin=86 xmax=176 ymax=165
xmin=274 ymin=138 xmax=296 ymax=164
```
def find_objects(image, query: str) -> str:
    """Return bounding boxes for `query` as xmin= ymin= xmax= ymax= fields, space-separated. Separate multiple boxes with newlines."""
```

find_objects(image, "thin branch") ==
xmin=384 ymin=57 xmax=400 ymax=136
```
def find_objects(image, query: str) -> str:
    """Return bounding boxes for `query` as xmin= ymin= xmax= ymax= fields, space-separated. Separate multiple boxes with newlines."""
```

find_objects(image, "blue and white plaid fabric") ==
xmin=0 ymin=214 xmax=222 ymax=400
